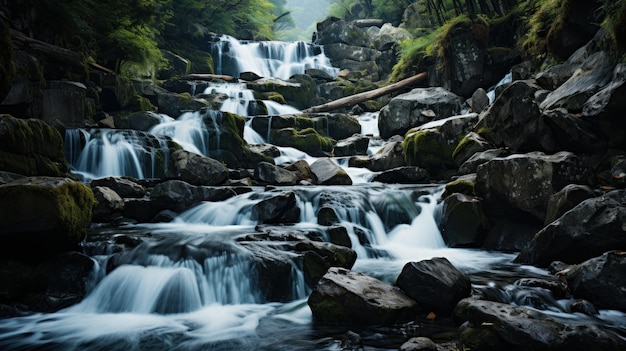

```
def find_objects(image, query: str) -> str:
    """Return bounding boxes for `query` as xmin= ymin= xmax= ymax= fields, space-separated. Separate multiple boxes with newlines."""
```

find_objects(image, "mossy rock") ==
xmin=0 ymin=115 xmax=69 ymax=177
xmin=271 ymin=128 xmax=334 ymax=157
xmin=403 ymin=129 xmax=456 ymax=177
xmin=444 ymin=178 xmax=476 ymax=197
xmin=0 ymin=177 xmax=95 ymax=262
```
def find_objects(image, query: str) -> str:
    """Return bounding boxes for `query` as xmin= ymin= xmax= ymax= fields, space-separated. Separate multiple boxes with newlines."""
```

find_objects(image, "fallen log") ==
xmin=182 ymin=73 xmax=235 ymax=81
xmin=303 ymin=72 xmax=427 ymax=113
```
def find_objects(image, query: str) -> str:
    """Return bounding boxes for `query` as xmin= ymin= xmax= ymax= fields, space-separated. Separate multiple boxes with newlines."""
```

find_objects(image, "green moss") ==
xmin=452 ymin=134 xmax=475 ymax=161
xmin=264 ymin=92 xmax=286 ymax=104
xmin=403 ymin=129 xmax=455 ymax=170
xmin=444 ymin=178 xmax=476 ymax=197
xmin=271 ymin=128 xmax=334 ymax=157
xmin=437 ymin=15 xmax=490 ymax=78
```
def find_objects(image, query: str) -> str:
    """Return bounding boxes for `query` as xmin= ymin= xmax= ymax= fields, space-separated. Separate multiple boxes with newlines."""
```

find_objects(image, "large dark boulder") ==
xmin=515 ymin=190 xmax=626 ymax=266
xmin=565 ymin=251 xmax=626 ymax=311
xmin=349 ymin=137 xmax=405 ymax=172
xmin=310 ymin=158 xmax=352 ymax=185
xmin=476 ymin=151 xmax=592 ymax=222
xmin=454 ymin=298 xmax=626 ymax=351
xmin=378 ymin=87 xmax=464 ymax=139
xmin=254 ymin=161 xmax=298 ymax=185
xmin=308 ymin=267 xmax=418 ymax=325
xmin=475 ymin=80 xmax=555 ymax=153
xmin=251 ymin=191 xmax=300 ymax=224
xmin=439 ymin=193 xmax=489 ymax=248
xmin=149 ymin=179 xmax=239 ymax=213
xmin=90 ymin=176 xmax=146 ymax=198
xmin=0 ymin=177 xmax=95 ymax=261
xmin=316 ymin=17 xmax=370 ymax=47
xmin=0 ymin=115 xmax=69 ymax=177
xmin=396 ymin=257 xmax=471 ymax=315
xmin=167 ymin=149 xmax=229 ymax=186
xmin=543 ymin=184 xmax=595 ymax=225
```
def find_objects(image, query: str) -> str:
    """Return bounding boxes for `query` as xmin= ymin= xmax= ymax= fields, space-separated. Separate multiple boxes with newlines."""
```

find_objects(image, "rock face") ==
xmin=454 ymin=298 xmax=626 ymax=351
xmin=378 ymin=87 xmax=464 ymax=139
xmin=0 ymin=177 xmax=95 ymax=261
xmin=167 ymin=149 xmax=229 ymax=186
xmin=308 ymin=267 xmax=418 ymax=325
xmin=565 ymin=251 xmax=626 ymax=311
xmin=395 ymin=257 xmax=471 ymax=315
xmin=0 ymin=115 xmax=69 ymax=177
xmin=515 ymin=190 xmax=626 ymax=266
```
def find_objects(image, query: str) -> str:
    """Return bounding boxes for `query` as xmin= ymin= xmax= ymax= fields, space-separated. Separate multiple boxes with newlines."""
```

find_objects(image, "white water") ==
xmin=211 ymin=34 xmax=339 ymax=80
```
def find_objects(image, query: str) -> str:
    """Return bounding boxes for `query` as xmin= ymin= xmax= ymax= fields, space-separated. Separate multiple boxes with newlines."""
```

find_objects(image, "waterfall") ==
xmin=65 ymin=128 xmax=172 ymax=181
xmin=210 ymin=34 xmax=339 ymax=80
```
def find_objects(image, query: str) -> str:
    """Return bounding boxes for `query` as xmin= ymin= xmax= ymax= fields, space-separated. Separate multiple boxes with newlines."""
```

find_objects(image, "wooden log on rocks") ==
xmin=303 ymin=72 xmax=427 ymax=113
xmin=182 ymin=73 xmax=235 ymax=81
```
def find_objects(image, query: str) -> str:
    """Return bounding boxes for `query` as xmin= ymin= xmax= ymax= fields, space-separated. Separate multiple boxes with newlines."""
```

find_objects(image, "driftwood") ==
xmin=182 ymin=73 xmax=235 ymax=81
xmin=303 ymin=72 xmax=428 ymax=113
xmin=10 ymin=29 xmax=114 ymax=73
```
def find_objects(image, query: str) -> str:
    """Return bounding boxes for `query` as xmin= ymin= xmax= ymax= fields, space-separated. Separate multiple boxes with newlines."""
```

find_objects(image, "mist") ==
xmin=280 ymin=0 xmax=334 ymax=41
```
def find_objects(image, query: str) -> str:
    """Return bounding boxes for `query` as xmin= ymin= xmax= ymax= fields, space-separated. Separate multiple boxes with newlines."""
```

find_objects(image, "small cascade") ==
xmin=210 ymin=34 xmax=339 ymax=80
xmin=65 ymin=128 xmax=173 ymax=181
xmin=206 ymin=82 xmax=257 ymax=116
xmin=150 ymin=109 xmax=222 ymax=157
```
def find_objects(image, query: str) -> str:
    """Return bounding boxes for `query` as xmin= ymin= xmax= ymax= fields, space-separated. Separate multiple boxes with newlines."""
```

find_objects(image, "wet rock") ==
xmin=475 ymin=151 xmax=593 ymax=222
xmin=317 ymin=206 xmax=340 ymax=226
xmin=513 ymin=278 xmax=569 ymax=299
xmin=439 ymin=193 xmax=489 ymax=248
xmin=583 ymin=63 xmax=626 ymax=148
xmin=317 ymin=17 xmax=370 ymax=47
xmin=113 ymin=111 xmax=161 ymax=131
xmin=284 ymin=159 xmax=314 ymax=183
xmin=458 ymin=148 xmax=507 ymax=175
xmin=150 ymin=179 xmax=238 ymax=213
xmin=327 ymin=225 xmax=351 ymax=248
xmin=452 ymin=132 xmax=494 ymax=168
xmin=42 ymin=80 xmax=87 ymax=128
xmin=333 ymin=134 xmax=370 ymax=157
xmin=0 ymin=177 xmax=94 ymax=261
xmin=167 ymin=149 xmax=229 ymax=186
xmin=399 ymin=337 xmax=437 ymax=351
xmin=542 ymin=108 xmax=605 ymax=154
xmin=323 ymin=43 xmax=381 ymax=63
xmin=470 ymin=88 xmax=490 ymax=113
xmin=254 ymin=161 xmax=298 ymax=185
xmin=540 ymin=51 xmax=614 ymax=112
xmin=156 ymin=91 xmax=209 ymax=118
xmin=396 ymin=257 xmax=471 ymax=315
xmin=544 ymin=184 xmax=595 ymax=225
xmin=308 ymin=267 xmax=418 ymax=325
xmin=371 ymin=166 xmax=430 ymax=184
xmin=515 ymin=190 xmax=626 ymax=266
xmin=378 ymin=87 xmax=464 ymax=139
xmin=570 ymin=299 xmax=599 ymax=316
xmin=349 ymin=138 xmax=405 ymax=172
xmin=454 ymin=298 xmax=626 ymax=351
xmin=91 ymin=176 xmax=146 ymax=198
xmin=0 ymin=115 xmax=70 ymax=177
xmin=565 ymin=251 xmax=626 ymax=311
xmin=311 ymin=158 xmax=352 ymax=185
xmin=251 ymin=191 xmax=300 ymax=224
xmin=297 ymin=241 xmax=357 ymax=287
xmin=91 ymin=186 xmax=124 ymax=222
xmin=1 ymin=51 xmax=44 ymax=119
xmin=271 ymin=128 xmax=333 ymax=157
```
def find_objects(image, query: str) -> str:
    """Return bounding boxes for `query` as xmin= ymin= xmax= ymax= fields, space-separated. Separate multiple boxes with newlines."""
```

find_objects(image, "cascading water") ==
xmin=210 ymin=34 xmax=339 ymax=80
xmin=4 ymin=36 xmax=625 ymax=351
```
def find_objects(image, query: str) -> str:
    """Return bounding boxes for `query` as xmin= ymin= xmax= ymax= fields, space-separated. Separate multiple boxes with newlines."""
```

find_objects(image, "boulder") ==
xmin=322 ymin=43 xmax=381 ymax=62
xmin=316 ymin=17 xmax=370 ymax=47
xmin=254 ymin=161 xmax=298 ymax=185
xmin=565 ymin=251 xmax=626 ymax=311
xmin=156 ymin=91 xmax=209 ymax=118
xmin=271 ymin=128 xmax=333 ymax=157
xmin=583 ymin=63 xmax=626 ymax=149
xmin=542 ymin=108 xmax=605 ymax=154
xmin=1 ymin=51 xmax=44 ymax=119
xmin=0 ymin=177 xmax=95 ymax=261
xmin=378 ymin=87 xmax=464 ymax=139
xmin=310 ymin=158 xmax=352 ymax=185
xmin=167 ymin=149 xmax=229 ymax=186
xmin=458 ymin=148 xmax=507 ymax=175
xmin=544 ymin=184 xmax=595 ymax=225
xmin=515 ymin=190 xmax=626 ymax=266
xmin=297 ymin=241 xmax=357 ymax=287
xmin=42 ymin=80 xmax=87 ymax=128
xmin=396 ymin=257 xmax=471 ymax=315
xmin=470 ymin=88 xmax=490 ymax=113
xmin=308 ymin=267 xmax=418 ymax=325
xmin=324 ymin=113 xmax=362 ymax=140
xmin=113 ymin=111 xmax=162 ymax=131
xmin=475 ymin=151 xmax=593 ymax=222
xmin=333 ymin=134 xmax=370 ymax=157
xmin=400 ymin=337 xmax=437 ymax=351
xmin=349 ymin=138 xmax=405 ymax=172
xmin=475 ymin=80 xmax=555 ymax=153
xmin=91 ymin=186 xmax=124 ymax=222
xmin=0 ymin=115 xmax=69 ymax=177
xmin=284 ymin=160 xmax=315 ymax=183
xmin=90 ymin=176 xmax=146 ymax=198
xmin=251 ymin=191 xmax=300 ymax=224
xmin=452 ymin=132 xmax=493 ymax=167
xmin=454 ymin=298 xmax=626 ymax=351
xmin=540 ymin=51 xmax=614 ymax=112
xmin=150 ymin=180 xmax=239 ymax=213
xmin=439 ymin=193 xmax=489 ymax=248
xmin=371 ymin=166 xmax=430 ymax=184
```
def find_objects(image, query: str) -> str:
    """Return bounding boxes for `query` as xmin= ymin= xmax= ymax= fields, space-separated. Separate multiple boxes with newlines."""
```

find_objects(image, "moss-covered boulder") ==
xmin=0 ymin=177 xmax=95 ymax=261
xmin=271 ymin=127 xmax=334 ymax=157
xmin=0 ymin=115 xmax=69 ymax=177
xmin=403 ymin=128 xmax=456 ymax=179
xmin=156 ymin=91 xmax=209 ymax=118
